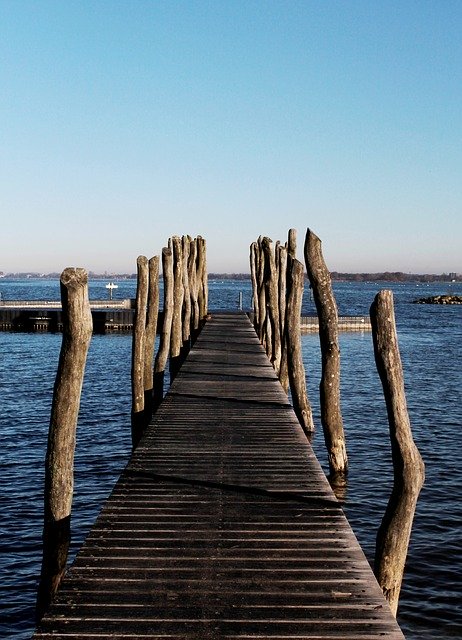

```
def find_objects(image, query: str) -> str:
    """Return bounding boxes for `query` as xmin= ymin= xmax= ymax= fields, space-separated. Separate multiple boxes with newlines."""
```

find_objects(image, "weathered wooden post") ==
xmin=143 ymin=255 xmax=159 ymax=427
xmin=169 ymin=236 xmax=184 ymax=380
xmin=188 ymin=238 xmax=200 ymax=343
xmin=262 ymin=237 xmax=281 ymax=375
xmin=153 ymin=247 xmax=174 ymax=408
xmin=304 ymin=228 xmax=348 ymax=476
xmin=36 ymin=268 xmax=93 ymax=620
xmin=256 ymin=237 xmax=266 ymax=344
xmin=287 ymin=227 xmax=297 ymax=258
xmin=286 ymin=255 xmax=314 ymax=433
xmin=250 ymin=241 xmax=259 ymax=329
xmin=277 ymin=243 xmax=289 ymax=393
xmin=370 ymin=290 xmax=425 ymax=617
xmin=201 ymin=237 xmax=208 ymax=319
xmin=196 ymin=236 xmax=208 ymax=323
xmin=131 ymin=256 xmax=149 ymax=448
xmin=181 ymin=235 xmax=192 ymax=358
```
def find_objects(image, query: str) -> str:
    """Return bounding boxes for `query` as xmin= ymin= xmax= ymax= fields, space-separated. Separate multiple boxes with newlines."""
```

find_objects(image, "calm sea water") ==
xmin=0 ymin=278 xmax=461 ymax=639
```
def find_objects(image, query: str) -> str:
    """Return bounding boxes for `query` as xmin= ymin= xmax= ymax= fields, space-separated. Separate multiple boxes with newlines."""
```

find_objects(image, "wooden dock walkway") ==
xmin=34 ymin=312 xmax=404 ymax=639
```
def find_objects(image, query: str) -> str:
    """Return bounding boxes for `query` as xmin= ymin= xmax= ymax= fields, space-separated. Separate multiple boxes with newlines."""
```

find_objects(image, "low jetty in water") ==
xmin=0 ymin=300 xmax=372 ymax=333
xmin=300 ymin=315 xmax=371 ymax=332
xmin=0 ymin=300 xmax=135 ymax=333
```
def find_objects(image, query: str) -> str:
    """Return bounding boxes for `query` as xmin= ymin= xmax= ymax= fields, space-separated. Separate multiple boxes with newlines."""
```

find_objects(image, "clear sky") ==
xmin=1 ymin=0 xmax=461 ymax=274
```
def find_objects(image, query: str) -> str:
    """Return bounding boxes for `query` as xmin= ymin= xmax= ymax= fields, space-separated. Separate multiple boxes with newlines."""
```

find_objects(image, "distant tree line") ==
xmin=2 ymin=271 xmax=460 ymax=283
xmin=2 ymin=272 xmax=139 ymax=280
xmin=209 ymin=272 xmax=461 ymax=283
xmin=329 ymin=271 xmax=460 ymax=283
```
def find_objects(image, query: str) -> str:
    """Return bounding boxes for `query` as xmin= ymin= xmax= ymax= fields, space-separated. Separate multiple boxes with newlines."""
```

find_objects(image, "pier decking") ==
xmin=34 ymin=312 xmax=403 ymax=639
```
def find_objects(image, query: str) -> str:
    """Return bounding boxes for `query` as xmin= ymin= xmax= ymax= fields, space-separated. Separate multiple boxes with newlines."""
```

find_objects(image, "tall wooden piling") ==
xmin=196 ymin=236 xmax=208 ymax=323
xmin=287 ymin=227 xmax=297 ymax=258
xmin=181 ymin=236 xmax=192 ymax=357
xmin=249 ymin=231 xmax=311 ymax=410
xmin=262 ymin=237 xmax=282 ymax=374
xmin=143 ymin=255 xmax=159 ymax=426
xmin=188 ymin=238 xmax=200 ymax=342
xmin=169 ymin=236 xmax=184 ymax=380
xmin=277 ymin=242 xmax=289 ymax=393
xmin=153 ymin=247 xmax=174 ymax=408
xmin=256 ymin=237 xmax=266 ymax=344
xmin=131 ymin=256 xmax=149 ymax=448
xmin=304 ymin=228 xmax=348 ymax=476
xmin=36 ymin=268 xmax=93 ymax=621
xmin=250 ymin=241 xmax=259 ymax=328
xmin=286 ymin=255 xmax=314 ymax=433
xmin=370 ymin=290 xmax=425 ymax=617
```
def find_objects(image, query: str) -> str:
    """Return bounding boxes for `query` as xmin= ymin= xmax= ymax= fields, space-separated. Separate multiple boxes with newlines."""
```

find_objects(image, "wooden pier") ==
xmin=300 ymin=315 xmax=371 ymax=332
xmin=0 ymin=301 xmax=371 ymax=333
xmin=0 ymin=300 xmax=136 ymax=333
xmin=34 ymin=312 xmax=402 ymax=639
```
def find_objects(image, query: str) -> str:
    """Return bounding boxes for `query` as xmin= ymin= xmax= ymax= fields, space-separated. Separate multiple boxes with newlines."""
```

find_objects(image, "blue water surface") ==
xmin=0 ymin=278 xmax=461 ymax=639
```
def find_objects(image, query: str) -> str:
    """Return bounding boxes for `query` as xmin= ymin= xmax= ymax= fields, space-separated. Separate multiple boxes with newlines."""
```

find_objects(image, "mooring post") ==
xmin=287 ymin=227 xmax=297 ymax=259
xmin=188 ymin=238 xmax=200 ymax=343
xmin=181 ymin=235 xmax=192 ymax=359
xmin=286 ymin=255 xmax=314 ymax=433
xmin=262 ymin=237 xmax=281 ymax=375
xmin=256 ymin=237 xmax=266 ymax=345
xmin=277 ymin=242 xmax=289 ymax=393
xmin=36 ymin=268 xmax=93 ymax=621
xmin=370 ymin=290 xmax=425 ymax=617
xmin=143 ymin=255 xmax=159 ymax=427
xmin=131 ymin=256 xmax=149 ymax=448
xmin=196 ymin=235 xmax=208 ymax=324
xmin=169 ymin=236 xmax=184 ymax=380
xmin=304 ymin=228 xmax=348 ymax=476
xmin=249 ymin=242 xmax=259 ymax=331
xmin=154 ymin=247 xmax=174 ymax=409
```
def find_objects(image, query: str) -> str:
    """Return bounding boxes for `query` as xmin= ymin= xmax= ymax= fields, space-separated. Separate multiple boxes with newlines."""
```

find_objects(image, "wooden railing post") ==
xmin=304 ymin=228 xmax=348 ymax=476
xmin=36 ymin=268 xmax=92 ymax=621
xmin=370 ymin=290 xmax=425 ymax=617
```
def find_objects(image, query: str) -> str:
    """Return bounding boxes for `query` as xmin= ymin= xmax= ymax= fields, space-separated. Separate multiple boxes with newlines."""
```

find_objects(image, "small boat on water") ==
xmin=105 ymin=282 xmax=118 ymax=300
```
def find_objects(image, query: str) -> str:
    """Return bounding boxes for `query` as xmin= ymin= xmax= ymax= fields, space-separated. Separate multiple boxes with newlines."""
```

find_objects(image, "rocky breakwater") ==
xmin=413 ymin=294 xmax=462 ymax=305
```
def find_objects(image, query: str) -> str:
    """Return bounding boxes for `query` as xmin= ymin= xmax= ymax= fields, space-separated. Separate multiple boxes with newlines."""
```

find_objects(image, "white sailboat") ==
xmin=105 ymin=282 xmax=118 ymax=300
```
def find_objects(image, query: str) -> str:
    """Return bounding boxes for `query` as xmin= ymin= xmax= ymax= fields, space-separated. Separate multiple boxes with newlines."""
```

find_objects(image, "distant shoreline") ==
xmin=1 ymin=271 xmax=460 ymax=283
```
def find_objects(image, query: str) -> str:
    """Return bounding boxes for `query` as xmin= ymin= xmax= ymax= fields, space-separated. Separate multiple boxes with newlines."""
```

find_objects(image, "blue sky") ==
xmin=1 ymin=0 xmax=460 ymax=274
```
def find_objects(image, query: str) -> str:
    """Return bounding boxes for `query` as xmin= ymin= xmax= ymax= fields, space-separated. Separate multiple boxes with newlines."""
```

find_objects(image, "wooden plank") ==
xmin=33 ymin=312 xmax=404 ymax=639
